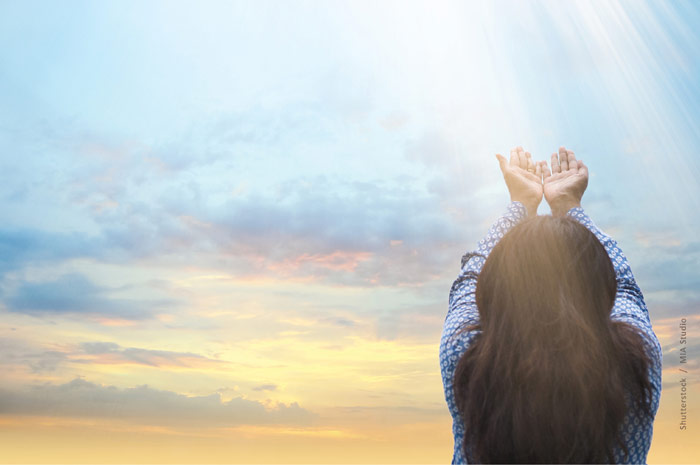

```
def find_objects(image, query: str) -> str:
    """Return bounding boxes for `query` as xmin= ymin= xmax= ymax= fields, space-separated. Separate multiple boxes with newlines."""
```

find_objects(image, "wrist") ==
xmin=550 ymin=199 xmax=581 ymax=216
xmin=524 ymin=203 xmax=539 ymax=217
xmin=512 ymin=199 xmax=539 ymax=217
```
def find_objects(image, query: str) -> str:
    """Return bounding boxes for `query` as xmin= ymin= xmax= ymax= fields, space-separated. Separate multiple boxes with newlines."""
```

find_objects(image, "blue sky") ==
xmin=0 ymin=1 xmax=698 ymax=462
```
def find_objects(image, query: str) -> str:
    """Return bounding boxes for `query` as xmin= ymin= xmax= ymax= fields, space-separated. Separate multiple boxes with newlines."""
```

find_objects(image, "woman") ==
xmin=439 ymin=146 xmax=662 ymax=464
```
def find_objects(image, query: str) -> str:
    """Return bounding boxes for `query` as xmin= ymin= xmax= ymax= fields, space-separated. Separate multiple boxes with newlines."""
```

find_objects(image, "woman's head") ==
xmin=454 ymin=215 xmax=653 ymax=464
xmin=476 ymin=215 xmax=617 ymax=347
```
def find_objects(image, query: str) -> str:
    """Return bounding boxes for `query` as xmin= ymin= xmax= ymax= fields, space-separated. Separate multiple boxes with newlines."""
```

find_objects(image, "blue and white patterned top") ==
xmin=439 ymin=201 xmax=662 ymax=464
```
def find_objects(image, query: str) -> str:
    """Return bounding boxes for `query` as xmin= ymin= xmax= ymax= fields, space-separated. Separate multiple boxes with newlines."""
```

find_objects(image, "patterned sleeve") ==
xmin=565 ymin=208 xmax=661 ymax=347
xmin=440 ymin=201 xmax=528 ymax=418
xmin=445 ymin=201 xmax=528 ymax=332
xmin=566 ymin=207 xmax=662 ymax=419
xmin=566 ymin=207 xmax=663 ymax=464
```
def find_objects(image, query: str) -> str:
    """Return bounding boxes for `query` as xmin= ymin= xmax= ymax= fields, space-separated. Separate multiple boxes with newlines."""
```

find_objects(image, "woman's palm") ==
xmin=543 ymin=169 xmax=587 ymax=204
xmin=543 ymin=147 xmax=589 ymax=213
xmin=496 ymin=147 xmax=545 ymax=216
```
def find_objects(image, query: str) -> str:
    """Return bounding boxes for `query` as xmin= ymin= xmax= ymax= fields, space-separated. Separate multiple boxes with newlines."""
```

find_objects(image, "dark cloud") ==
xmin=320 ymin=316 xmax=356 ymax=327
xmin=659 ymin=316 xmax=700 ymax=390
xmin=0 ymin=337 xmax=225 ymax=373
xmin=81 ymin=341 xmax=121 ymax=354
xmin=190 ymin=175 xmax=473 ymax=287
xmin=645 ymin=296 xmax=700 ymax=320
xmin=217 ymin=175 xmax=459 ymax=253
xmin=373 ymin=302 xmax=444 ymax=343
xmin=76 ymin=341 xmax=224 ymax=368
xmin=616 ymin=234 xmax=700 ymax=295
xmin=1 ymin=174 xmax=476 ymax=289
xmin=0 ymin=337 xmax=68 ymax=373
xmin=0 ymin=229 xmax=102 ymax=274
xmin=6 ymin=116 xmax=696 ymax=297
xmin=0 ymin=116 xmax=506 ymax=289
xmin=2 ymin=273 xmax=176 ymax=319
xmin=252 ymin=384 xmax=277 ymax=392
xmin=59 ymin=173 xmax=472 ymax=288
xmin=403 ymin=131 xmax=502 ymax=209
xmin=324 ymin=404 xmax=446 ymax=427
xmin=27 ymin=350 xmax=67 ymax=373
xmin=0 ymin=378 xmax=316 ymax=426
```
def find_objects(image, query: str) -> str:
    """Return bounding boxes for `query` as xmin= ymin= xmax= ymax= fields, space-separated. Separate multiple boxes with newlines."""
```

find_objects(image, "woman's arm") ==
xmin=443 ymin=146 xmax=545 ymax=345
xmin=543 ymin=147 xmax=661 ymax=361
xmin=565 ymin=204 xmax=663 ymax=437
xmin=444 ymin=201 xmax=528 ymax=337
xmin=566 ymin=206 xmax=661 ymax=354
xmin=441 ymin=146 xmax=546 ymax=405
xmin=439 ymin=200 xmax=528 ymax=428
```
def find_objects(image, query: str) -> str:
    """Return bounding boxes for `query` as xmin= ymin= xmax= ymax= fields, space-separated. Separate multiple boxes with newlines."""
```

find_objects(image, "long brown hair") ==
xmin=453 ymin=215 xmax=653 ymax=464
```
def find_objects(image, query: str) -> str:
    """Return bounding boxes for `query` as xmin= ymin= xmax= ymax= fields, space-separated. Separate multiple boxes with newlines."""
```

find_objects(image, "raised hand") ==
xmin=542 ymin=146 xmax=589 ymax=216
xmin=496 ymin=146 xmax=547 ymax=217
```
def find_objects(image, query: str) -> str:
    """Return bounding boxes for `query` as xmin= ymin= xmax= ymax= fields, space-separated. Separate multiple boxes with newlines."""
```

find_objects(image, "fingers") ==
xmin=566 ymin=149 xmax=578 ymax=171
xmin=542 ymin=160 xmax=551 ymax=180
xmin=518 ymin=147 xmax=528 ymax=170
xmin=526 ymin=152 xmax=535 ymax=173
xmin=550 ymin=152 xmax=561 ymax=174
xmin=578 ymin=159 xmax=588 ymax=176
xmin=510 ymin=148 xmax=520 ymax=167
xmin=495 ymin=153 xmax=507 ymax=172
xmin=499 ymin=147 xmax=548 ymax=180
xmin=559 ymin=146 xmax=568 ymax=171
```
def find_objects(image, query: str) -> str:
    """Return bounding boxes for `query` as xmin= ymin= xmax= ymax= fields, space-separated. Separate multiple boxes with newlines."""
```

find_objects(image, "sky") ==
xmin=0 ymin=0 xmax=699 ymax=463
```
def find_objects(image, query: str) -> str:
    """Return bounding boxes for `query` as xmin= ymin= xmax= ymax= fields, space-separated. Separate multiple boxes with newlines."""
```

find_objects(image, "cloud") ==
xmin=0 ymin=110 xmax=498 ymax=290
xmin=188 ymin=175 xmax=470 ymax=287
xmin=47 ymin=172 xmax=469 ymax=288
xmin=2 ymin=105 xmax=485 ymax=290
xmin=252 ymin=384 xmax=278 ymax=392
xmin=645 ymin=296 xmax=700 ymax=320
xmin=0 ymin=229 xmax=102 ymax=275
xmin=373 ymin=303 xmax=445 ymax=343
xmin=323 ymin=404 xmax=446 ymax=428
xmin=2 ymin=174 xmax=472 ymax=289
xmin=0 ymin=337 xmax=68 ymax=374
xmin=10 ymin=113 xmax=698 ymax=297
xmin=403 ymin=131 xmax=502 ymax=205
xmin=637 ymin=241 xmax=700 ymax=294
xmin=624 ymin=236 xmax=700 ymax=320
xmin=0 ymin=378 xmax=316 ymax=427
xmin=81 ymin=342 xmax=121 ymax=354
xmin=76 ymin=341 xmax=224 ymax=368
xmin=2 ymin=273 xmax=177 ymax=319
xmin=0 ymin=337 xmax=224 ymax=373
xmin=656 ymin=314 xmax=700 ymax=389
xmin=320 ymin=316 xmax=356 ymax=328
